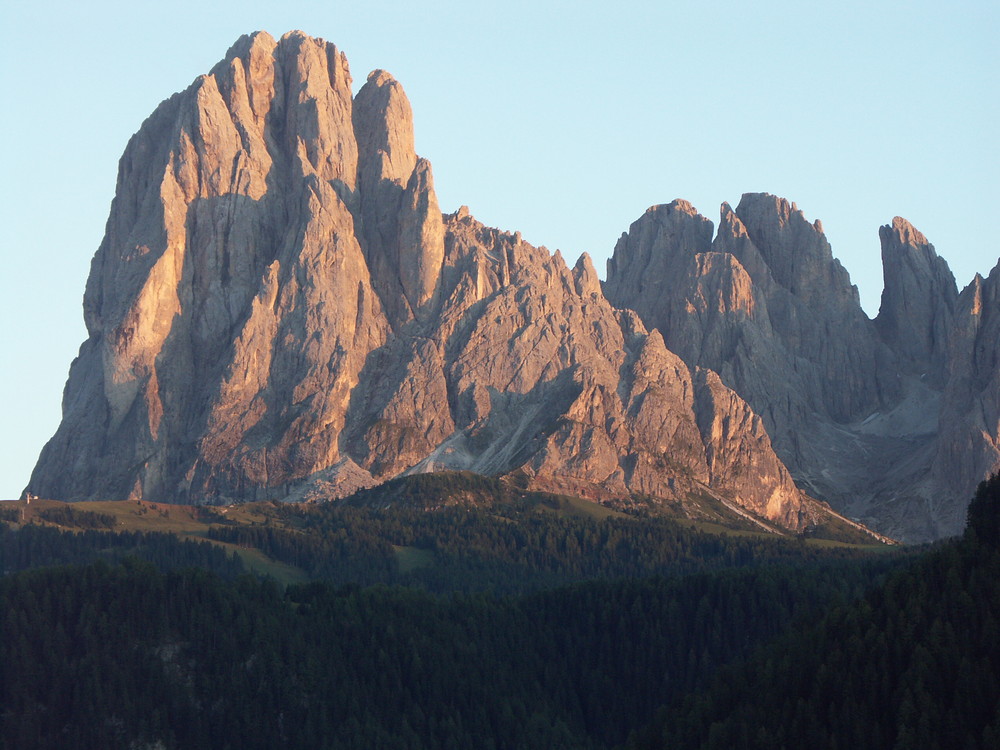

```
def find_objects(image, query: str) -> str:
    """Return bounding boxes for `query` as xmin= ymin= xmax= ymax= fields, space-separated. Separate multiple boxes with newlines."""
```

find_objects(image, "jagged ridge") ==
xmin=604 ymin=196 xmax=999 ymax=541
xmin=26 ymin=31 xmax=837 ymax=534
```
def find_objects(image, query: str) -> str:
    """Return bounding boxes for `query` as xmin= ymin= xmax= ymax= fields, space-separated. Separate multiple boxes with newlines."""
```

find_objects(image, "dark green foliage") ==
xmin=630 ymin=506 xmax=1000 ymax=749
xmin=207 ymin=512 xmax=397 ymax=586
xmin=516 ymin=561 xmax=896 ymax=746
xmin=344 ymin=469 xmax=514 ymax=509
xmin=1 ymin=555 xmax=896 ymax=749
xmin=0 ymin=522 xmax=245 ymax=578
xmin=0 ymin=496 xmax=902 ymax=749
xmin=36 ymin=506 xmax=117 ymax=529
xmin=209 ymin=500 xmax=887 ymax=594
xmin=6 ymin=475 xmax=991 ymax=749
xmin=966 ymin=473 xmax=1000 ymax=549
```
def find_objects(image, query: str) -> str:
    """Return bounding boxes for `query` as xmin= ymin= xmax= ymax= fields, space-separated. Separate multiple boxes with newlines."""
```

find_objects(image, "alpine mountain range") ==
xmin=25 ymin=31 xmax=1000 ymax=543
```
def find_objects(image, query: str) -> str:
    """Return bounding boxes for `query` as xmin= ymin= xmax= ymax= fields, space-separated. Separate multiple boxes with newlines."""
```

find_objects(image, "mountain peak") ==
xmin=875 ymin=217 xmax=957 ymax=381
xmin=883 ymin=215 xmax=929 ymax=247
xmin=27 ymin=33 xmax=826 ymax=534
xmin=354 ymin=65 xmax=417 ymax=188
xmin=24 ymin=32 xmax=1000 ymax=542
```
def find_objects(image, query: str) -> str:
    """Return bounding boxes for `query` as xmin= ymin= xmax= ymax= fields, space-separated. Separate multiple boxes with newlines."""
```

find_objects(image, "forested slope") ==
xmin=1 ymin=487 xmax=900 ymax=749
xmin=6 ymin=475 xmax=997 ymax=748
xmin=629 ymin=474 xmax=1000 ymax=750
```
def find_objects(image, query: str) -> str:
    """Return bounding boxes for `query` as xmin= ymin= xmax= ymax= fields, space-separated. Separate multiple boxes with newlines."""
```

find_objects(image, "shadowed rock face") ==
xmin=26 ymin=31 xmax=824 ymax=531
xmin=932 ymin=265 xmax=1000 ymax=531
xmin=605 ymin=195 xmax=1000 ymax=542
xmin=604 ymin=196 xmax=899 ymax=464
xmin=875 ymin=217 xmax=958 ymax=385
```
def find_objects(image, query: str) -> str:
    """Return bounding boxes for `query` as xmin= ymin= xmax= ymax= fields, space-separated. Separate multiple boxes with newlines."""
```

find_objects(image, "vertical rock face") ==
xmin=338 ymin=206 xmax=815 ymax=527
xmin=29 ymin=31 xmax=434 ymax=503
xmin=605 ymin=194 xmax=999 ymax=541
xmin=604 ymin=195 xmax=898 ymax=475
xmin=31 ymin=30 xmax=995 ymax=539
xmin=27 ymin=32 xmax=825 ymax=532
xmin=875 ymin=217 xmax=958 ymax=384
xmin=717 ymin=195 xmax=899 ymax=424
xmin=353 ymin=70 xmax=444 ymax=325
xmin=691 ymin=367 xmax=808 ymax=529
xmin=932 ymin=263 xmax=1000 ymax=532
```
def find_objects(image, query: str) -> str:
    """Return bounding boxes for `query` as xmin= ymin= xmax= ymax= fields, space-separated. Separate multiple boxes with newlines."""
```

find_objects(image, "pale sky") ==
xmin=1 ymin=0 xmax=997 ymax=499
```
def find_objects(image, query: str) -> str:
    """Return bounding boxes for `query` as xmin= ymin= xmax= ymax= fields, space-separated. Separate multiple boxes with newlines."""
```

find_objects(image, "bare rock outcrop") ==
xmin=692 ymin=367 xmax=808 ymax=528
xmin=603 ymin=194 xmax=993 ymax=541
xmin=26 ymin=32 xmax=825 ymax=532
xmin=39 ymin=31 xmax=996 ymax=541
xmin=28 ymin=31 xmax=428 ymax=503
xmin=604 ymin=195 xmax=899 ymax=477
xmin=344 ymin=206 xmax=820 ymax=528
xmin=931 ymin=262 xmax=1000 ymax=533
xmin=354 ymin=69 xmax=444 ymax=325
xmin=875 ymin=217 xmax=958 ymax=384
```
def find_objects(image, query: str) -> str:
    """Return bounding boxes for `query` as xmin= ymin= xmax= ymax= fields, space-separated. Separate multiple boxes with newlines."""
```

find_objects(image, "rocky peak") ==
xmin=733 ymin=193 xmax=859 ymax=307
xmin=607 ymin=194 xmax=896 ymax=426
xmin=718 ymin=202 xmax=747 ymax=238
xmin=34 ymin=31 xmax=400 ymax=504
xmin=353 ymin=68 xmax=443 ymax=326
xmin=713 ymin=202 xmax=774 ymax=289
xmin=29 ymin=32 xmax=831 ymax=536
xmin=572 ymin=252 xmax=602 ymax=298
xmin=269 ymin=31 xmax=358 ymax=186
xmin=883 ymin=215 xmax=928 ymax=247
xmin=874 ymin=217 xmax=958 ymax=383
xmin=353 ymin=69 xmax=417 ymax=189
xmin=931 ymin=261 xmax=1000 ymax=530
xmin=603 ymin=189 xmax=1000 ymax=541
xmin=603 ymin=199 xmax=714 ymax=325
xmin=603 ymin=194 xmax=933 ymax=537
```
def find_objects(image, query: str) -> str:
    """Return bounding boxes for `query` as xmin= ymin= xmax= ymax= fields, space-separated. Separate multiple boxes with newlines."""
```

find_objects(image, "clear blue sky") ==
xmin=1 ymin=0 xmax=997 ymax=500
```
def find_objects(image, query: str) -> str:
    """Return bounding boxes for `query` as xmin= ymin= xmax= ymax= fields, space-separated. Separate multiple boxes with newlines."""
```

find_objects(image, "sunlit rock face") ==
xmin=32 ymin=32 xmax=395 ymax=503
xmin=606 ymin=196 xmax=898 ymax=435
xmin=26 ymin=32 xmax=827 ymax=532
xmin=32 ymin=30 xmax=998 ymax=541
xmin=605 ymin=195 xmax=1000 ymax=542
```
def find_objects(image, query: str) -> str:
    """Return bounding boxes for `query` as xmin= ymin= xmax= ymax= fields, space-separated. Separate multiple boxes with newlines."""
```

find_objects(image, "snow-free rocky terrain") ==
xmin=26 ymin=31 xmax=1000 ymax=542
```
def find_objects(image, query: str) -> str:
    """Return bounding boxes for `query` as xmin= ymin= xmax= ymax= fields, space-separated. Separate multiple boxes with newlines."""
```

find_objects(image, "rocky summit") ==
xmin=25 ymin=31 xmax=999 ymax=541
xmin=605 ymin=199 xmax=999 ymax=541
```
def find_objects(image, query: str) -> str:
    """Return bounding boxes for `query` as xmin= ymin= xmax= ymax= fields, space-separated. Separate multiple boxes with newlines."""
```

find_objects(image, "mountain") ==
xmin=932 ymin=263 xmax=1000 ymax=530
xmin=24 ymin=30 xmax=998 ymax=541
xmin=25 ymin=31 xmax=837 ymax=534
xmin=604 ymin=198 xmax=999 ymax=541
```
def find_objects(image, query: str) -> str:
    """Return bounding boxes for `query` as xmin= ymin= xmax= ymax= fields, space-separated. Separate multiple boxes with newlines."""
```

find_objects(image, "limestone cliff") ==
xmin=932 ymin=262 xmax=1000 ymax=531
xmin=604 ymin=196 xmax=899 ymax=474
xmin=26 ymin=32 xmax=825 ymax=532
xmin=605 ymin=195 xmax=998 ymax=541
xmin=34 ymin=31 xmax=994 ymax=541
xmin=875 ymin=217 xmax=958 ymax=384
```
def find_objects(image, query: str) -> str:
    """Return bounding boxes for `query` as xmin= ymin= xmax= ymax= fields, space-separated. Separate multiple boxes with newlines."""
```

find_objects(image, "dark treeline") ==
xmin=208 ymin=500 xmax=889 ymax=594
xmin=629 ymin=475 xmax=1000 ymax=750
xmin=36 ymin=506 xmax=117 ymax=529
xmin=5 ymin=475 xmax=999 ymax=748
xmin=342 ymin=470 xmax=518 ymax=508
xmin=1 ymin=554 xmax=898 ymax=749
xmin=0 ymin=523 xmax=245 ymax=579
